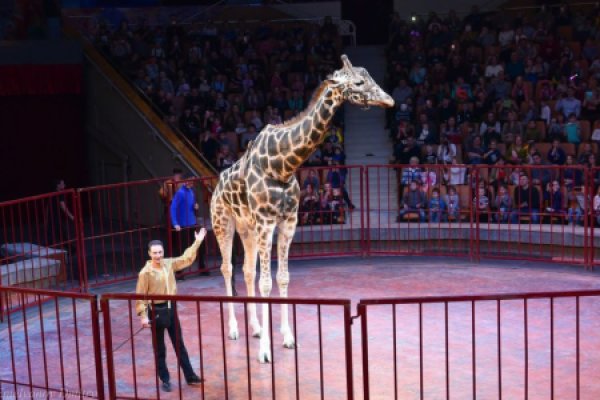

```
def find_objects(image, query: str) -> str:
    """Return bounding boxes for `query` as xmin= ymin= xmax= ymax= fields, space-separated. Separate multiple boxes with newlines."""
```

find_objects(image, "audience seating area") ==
xmin=89 ymin=14 xmax=347 ymax=175
xmin=386 ymin=4 xmax=600 ymax=225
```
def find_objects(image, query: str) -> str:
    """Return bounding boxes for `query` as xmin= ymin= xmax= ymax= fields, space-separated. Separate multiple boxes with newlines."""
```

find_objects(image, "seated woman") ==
xmin=299 ymin=184 xmax=320 ymax=225
xmin=505 ymin=134 xmax=528 ymax=164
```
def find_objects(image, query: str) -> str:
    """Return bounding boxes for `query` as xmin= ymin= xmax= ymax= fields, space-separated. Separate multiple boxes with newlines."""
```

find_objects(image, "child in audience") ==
xmin=445 ymin=186 xmax=461 ymax=221
xmin=428 ymin=187 xmax=447 ymax=222
xmin=473 ymin=186 xmax=490 ymax=222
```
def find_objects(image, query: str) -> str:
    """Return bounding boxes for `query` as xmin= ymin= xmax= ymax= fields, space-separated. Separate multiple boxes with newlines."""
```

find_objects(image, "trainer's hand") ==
xmin=195 ymin=227 xmax=207 ymax=243
xmin=141 ymin=317 xmax=151 ymax=328
xmin=174 ymin=225 xmax=181 ymax=231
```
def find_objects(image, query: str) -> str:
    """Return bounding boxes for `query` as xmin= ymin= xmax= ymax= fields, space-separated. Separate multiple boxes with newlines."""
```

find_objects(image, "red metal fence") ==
xmin=1 ymin=164 xmax=599 ymax=292
xmin=0 ymin=190 xmax=84 ymax=293
xmin=0 ymin=286 xmax=104 ymax=399
xmin=100 ymin=293 xmax=354 ymax=400
xmin=358 ymin=290 xmax=600 ymax=400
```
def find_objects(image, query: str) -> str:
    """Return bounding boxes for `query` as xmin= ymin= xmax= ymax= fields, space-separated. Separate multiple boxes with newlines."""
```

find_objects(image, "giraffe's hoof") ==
xmin=257 ymin=348 xmax=272 ymax=364
xmin=283 ymin=335 xmax=295 ymax=349
xmin=252 ymin=328 xmax=262 ymax=338
xmin=228 ymin=329 xmax=240 ymax=340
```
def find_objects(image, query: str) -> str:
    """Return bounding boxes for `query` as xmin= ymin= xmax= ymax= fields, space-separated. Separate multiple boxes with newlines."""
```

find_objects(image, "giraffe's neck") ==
xmin=261 ymin=82 xmax=343 ymax=181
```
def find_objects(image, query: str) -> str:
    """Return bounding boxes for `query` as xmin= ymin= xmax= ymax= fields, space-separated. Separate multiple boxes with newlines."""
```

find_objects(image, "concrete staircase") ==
xmin=343 ymin=45 xmax=397 ymax=212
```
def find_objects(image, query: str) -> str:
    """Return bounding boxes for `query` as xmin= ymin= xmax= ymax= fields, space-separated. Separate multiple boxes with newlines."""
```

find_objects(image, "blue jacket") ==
xmin=170 ymin=186 xmax=196 ymax=227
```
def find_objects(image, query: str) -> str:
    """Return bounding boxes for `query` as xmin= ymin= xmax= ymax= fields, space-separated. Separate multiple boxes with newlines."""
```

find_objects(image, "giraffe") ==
xmin=210 ymin=55 xmax=394 ymax=363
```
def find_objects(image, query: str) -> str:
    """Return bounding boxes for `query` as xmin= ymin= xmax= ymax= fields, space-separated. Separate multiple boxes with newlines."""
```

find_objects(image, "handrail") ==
xmin=358 ymin=289 xmax=600 ymax=306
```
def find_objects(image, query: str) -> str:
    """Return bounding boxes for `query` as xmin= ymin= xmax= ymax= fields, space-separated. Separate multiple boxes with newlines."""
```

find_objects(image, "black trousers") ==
xmin=149 ymin=304 xmax=195 ymax=383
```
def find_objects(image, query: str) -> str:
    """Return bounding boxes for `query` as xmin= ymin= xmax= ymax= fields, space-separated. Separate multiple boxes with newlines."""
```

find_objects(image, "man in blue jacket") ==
xmin=170 ymin=177 xmax=206 ymax=279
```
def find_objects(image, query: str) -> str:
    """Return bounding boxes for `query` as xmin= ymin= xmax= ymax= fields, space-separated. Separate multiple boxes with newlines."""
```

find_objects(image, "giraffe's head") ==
xmin=328 ymin=55 xmax=394 ymax=109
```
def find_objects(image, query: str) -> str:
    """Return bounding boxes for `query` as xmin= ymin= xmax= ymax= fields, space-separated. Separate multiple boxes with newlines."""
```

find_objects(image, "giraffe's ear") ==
xmin=341 ymin=54 xmax=353 ymax=70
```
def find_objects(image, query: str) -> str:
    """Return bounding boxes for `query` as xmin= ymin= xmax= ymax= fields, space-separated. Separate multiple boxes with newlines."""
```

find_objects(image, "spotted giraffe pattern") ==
xmin=210 ymin=55 xmax=394 ymax=363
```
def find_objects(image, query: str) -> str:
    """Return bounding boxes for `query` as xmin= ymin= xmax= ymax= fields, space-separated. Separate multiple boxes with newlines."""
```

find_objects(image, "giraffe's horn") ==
xmin=341 ymin=54 xmax=353 ymax=69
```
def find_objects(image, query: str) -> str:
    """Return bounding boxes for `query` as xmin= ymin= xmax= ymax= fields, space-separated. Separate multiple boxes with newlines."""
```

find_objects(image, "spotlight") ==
xmin=411 ymin=14 xmax=417 ymax=22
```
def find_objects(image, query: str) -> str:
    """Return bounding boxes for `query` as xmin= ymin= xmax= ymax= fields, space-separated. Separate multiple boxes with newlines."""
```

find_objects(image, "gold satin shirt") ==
xmin=135 ymin=239 xmax=201 ymax=319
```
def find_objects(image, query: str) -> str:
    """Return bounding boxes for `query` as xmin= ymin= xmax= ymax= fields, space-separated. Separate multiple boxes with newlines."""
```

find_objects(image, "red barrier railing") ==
xmin=365 ymin=164 xmax=475 ymax=259
xmin=358 ymin=289 xmax=600 ymax=400
xmin=364 ymin=164 xmax=596 ymax=266
xmin=1 ymin=163 xmax=599 ymax=294
xmin=0 ymin=286 xmax=104 ymax=399
xmin=0 ymin=190 xmax=83 ymax=292
xmin=100 ymin=293 xmax=354 ymax=400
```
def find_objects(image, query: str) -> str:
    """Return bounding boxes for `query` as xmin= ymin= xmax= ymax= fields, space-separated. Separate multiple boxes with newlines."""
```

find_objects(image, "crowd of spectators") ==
xmin=92 ymin=15 xmax=347 ymax=174
xmin=386 ymin=4 xmax=600 ymax=225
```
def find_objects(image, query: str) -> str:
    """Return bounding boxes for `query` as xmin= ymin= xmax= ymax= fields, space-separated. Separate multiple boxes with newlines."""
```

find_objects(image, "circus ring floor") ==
xmin=3 ymin=256 xmax=600 ymax=400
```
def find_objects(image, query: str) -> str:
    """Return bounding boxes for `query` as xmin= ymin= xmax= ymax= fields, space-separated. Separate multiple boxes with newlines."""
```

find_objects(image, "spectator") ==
xmin=443 ymin=157 xmax=467 ymax=185
xmin=442 ymin=116 xmax=463 ymax=145
xmin=511 ymin=174 xmax=541 ymax=223
xmin=577 ymin=142 xmax=594 ymax=165
xmin=422 ymin=144 xmax=438 ymax=164
xmin=483 ymin=140 xmax=502 ymax=165
xmin=401 ymin=156 xmax=422 ymax=185
xmin=544 ymin=180 xmax=564 ymax=221
xmin=473 ymin=186 xmax=490 ymax=222
xmin=594 ymin=186 xmax=600 ymax=226
xmin=445 ymin=185 xmax=461 ymax=221
xmin=523 ymin=120 xmax=542 ymax=144
xmin=530 ymin=152 xmax=552 ymax=186
xmin=394 ymin=136 xmax=421 ymax=165
xmin=547 ymin=114 xmax=566 ymax=142
xmin=547 ymin=139 xmax=567 ymax=165
xmin=555 ymin=88 xmax=581 ymax=119
xmin=564 ymin=113 xmax=582 ymax=147
xmin=318 ymin=183 xmax=334 ymax=224
xmin=200 ymin=130 xmax=220 ymax=168
xmin=397 ymin=180 xmax=427 ymax=222
xmin=437 ymin=136 xmax=457 ymax=164
xmin=494 ymin=184 xmax=512 ymax=223
xmin=240 ymin=124 xmax=258 ymax=151
xmin=428 ymin=187 xmax=447 ymax=222
xmin=567 ymin=188 xmax=588 ymax=226
xmin=466 ymin=136 xmax=485 ymax=164
xmin=506 ymin=134 xmax=528 ymax=164
xmin=299 ymin=183 xmax=319 ymax=225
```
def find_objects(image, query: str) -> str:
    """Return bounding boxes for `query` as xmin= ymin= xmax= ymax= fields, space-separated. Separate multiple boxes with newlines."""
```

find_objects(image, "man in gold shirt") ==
xmin=135 ymin=228 xmax=207 ymax=392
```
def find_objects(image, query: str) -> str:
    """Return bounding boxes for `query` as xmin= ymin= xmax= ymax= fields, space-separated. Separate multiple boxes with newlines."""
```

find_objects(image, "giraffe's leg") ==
xmin=277 ymin=216 xmax=297 ymax=349
xmin=256 ymin=224 xmax=275 ymax=363
xmin=213 ymin=211 xmax=239 ymax=340
xmin=238 ymin=228 xmax=261 ymax=338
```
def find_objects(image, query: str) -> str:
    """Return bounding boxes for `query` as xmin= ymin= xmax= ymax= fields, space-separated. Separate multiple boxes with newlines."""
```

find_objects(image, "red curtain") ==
xmin=0 ymin=64 xmax=82 ymax=96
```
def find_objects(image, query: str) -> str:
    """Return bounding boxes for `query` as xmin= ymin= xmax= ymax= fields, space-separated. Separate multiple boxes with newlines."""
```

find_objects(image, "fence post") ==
xmin=344 ymin=302 xmax=355 ymax=400
xmin=100 ymin=296 xmax=117 ymax=400
xmin=364 ymin=167 xmax=371 ymax=257
xmin=74 ymin=189 xmax=89 ymax=292
xmin=358 ymin=302 xmax=370 ymax=400
xmin=90 ymin=296 xmax=105 ymax=400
